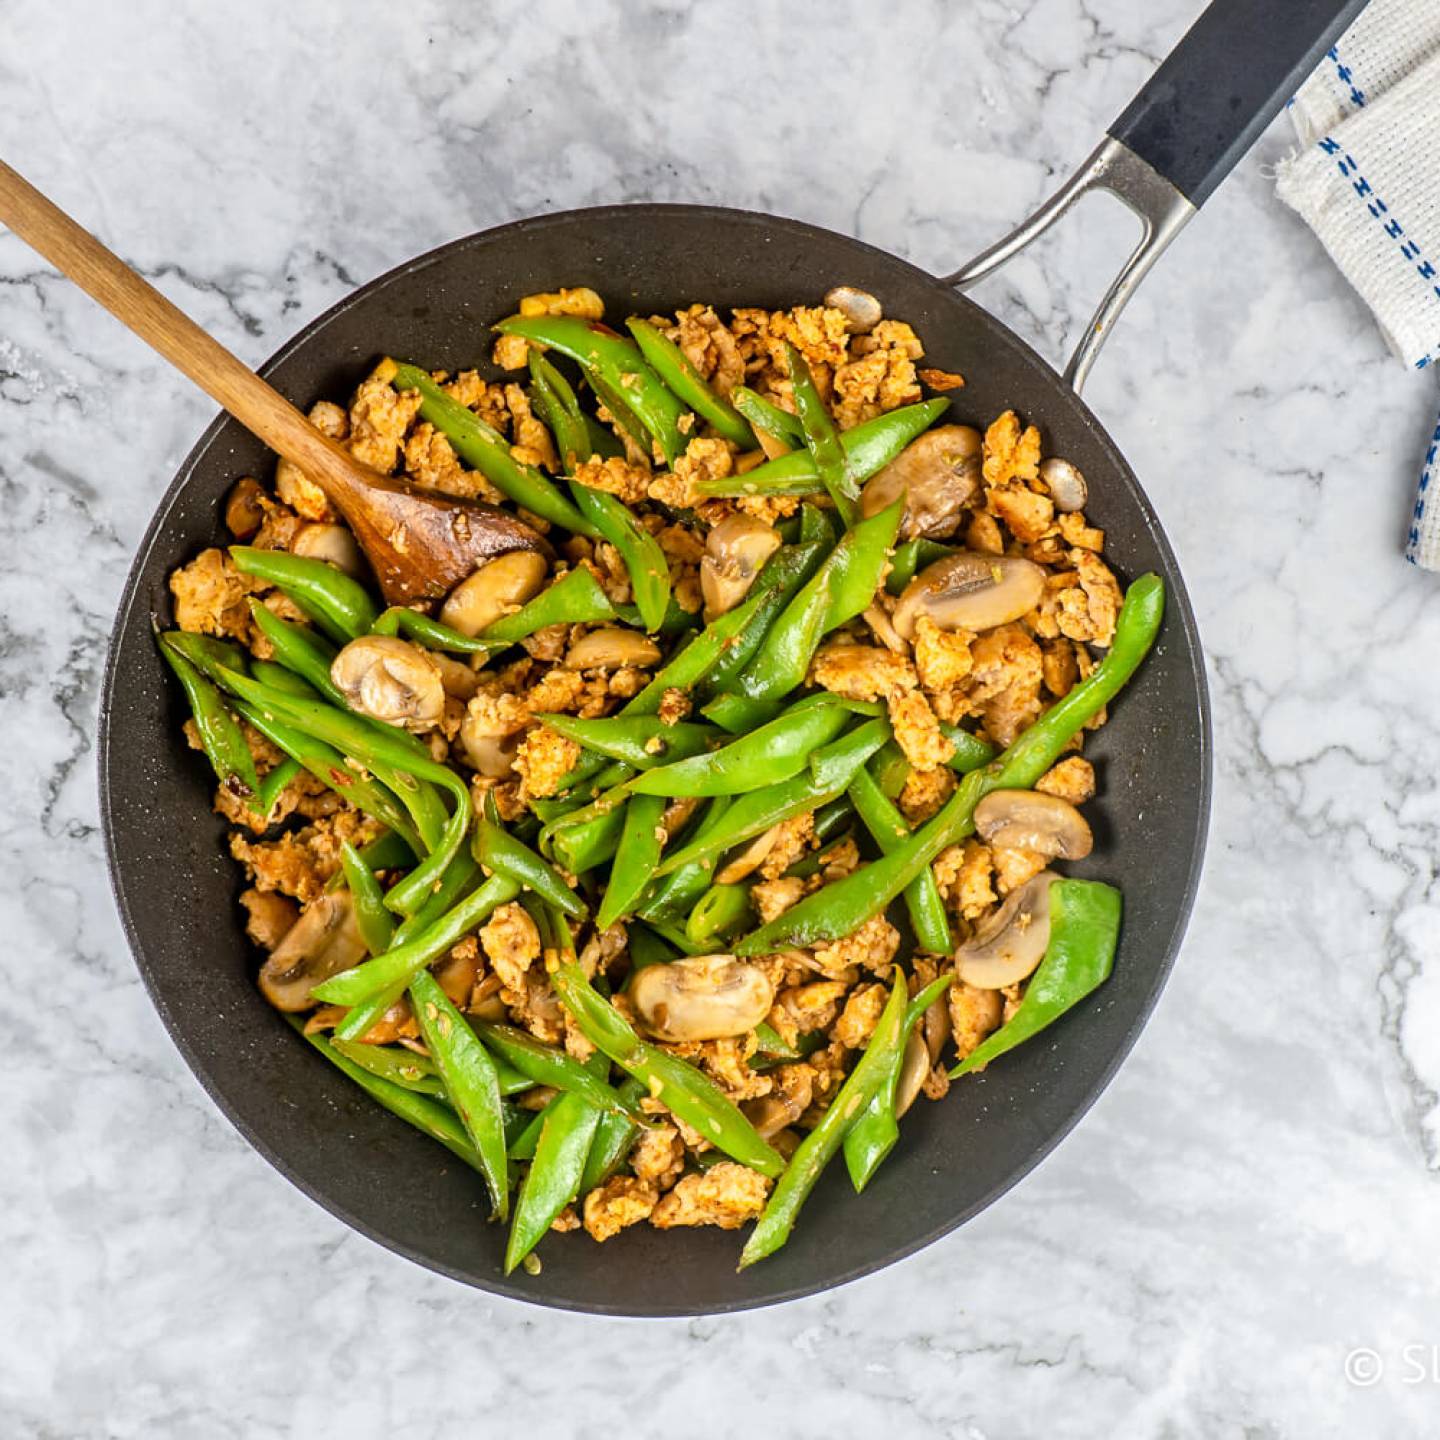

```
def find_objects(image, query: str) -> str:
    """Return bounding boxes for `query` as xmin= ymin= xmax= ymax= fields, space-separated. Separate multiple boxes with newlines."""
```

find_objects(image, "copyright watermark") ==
xmin=1344 ymin=1345 xmax=1440 ymax=1387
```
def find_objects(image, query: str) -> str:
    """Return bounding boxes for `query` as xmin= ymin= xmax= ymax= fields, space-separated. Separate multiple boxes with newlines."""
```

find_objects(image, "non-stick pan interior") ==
xmin=100 ymin=206 xmax=1210 ymax=1314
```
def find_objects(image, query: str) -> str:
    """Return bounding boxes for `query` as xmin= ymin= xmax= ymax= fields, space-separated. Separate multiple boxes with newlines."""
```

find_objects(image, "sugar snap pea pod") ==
xmin=474 ymin=1023 xmax=643 ymax=1119
xmin=313 ymin=869 xmax=521 ymax=1008
xmin=545 ymin=802 xmax=627 ymax=875
xmin=847 ymin=765 xmax=952 ymax=954
xmin=700 ymin=693 xmax=783 ymax=734
xmin=508 ymin=1099 xmax=554 ymax=1162
xmin=597 ymin=792 xmax=667 ymax=930
xmin=410 ymin=969 xmax=511 ymax=1218
xmin=569 ymin=481 xmax=671 ymax=632
xmin=732 ymin=386 xmax=803 ymax=444
xmin=339 ymin=840 xmax=396 ymax=955
xmin=844 ymin=974 xmax=956 ymax=1192
xmin=530 ymin=350 xmax=625 ymax=462
xmin=536 ymin=714 xmax=720 ymax=770
xmin=480 ymin=566 xmax=620 ymax=646
xmin=292 ymin=1020 xmax=485 ymax=1174
xmin=695 ymin=398 xmax=952 ymax=498
xmin=329 ymin=1039 xmax=445 ymax=1095
xmin=384 ymin=358 xmax=595 ymax=534
xmin=785 ymin=342 xmax=859 ymax=525
xmin=552 ymin=963 xmax=784 ymax=1178
xmin=476 ymin=791 xmax=587 ymax=918
xmin=737 ymin=574 xmax=1164 ymax=955
xmin=628 ymin=695 xmax=855 ymax=797
xmin=626 ymin=317 xmax=755 ymax=447
xmin=685 ymin=882 xmax=753 ymax=949
xmin=160 ymin=641 xmax=261 ymax=811
xmin=952 ymin=879 xmax=1121 ymax=1077
xmin=808 ymin=717 xmax=890 ymax=791
xmin=653 ymin=722 xmax=884 ymax=878
xmin=506 ymin=1087 xmax=603 ymax=1273
xmin=230 ymin=546 xmax=378 ymax=641
xmin=579 ymin=1075 xmax=645 ymax=1195
xmin=528 ymin=349 xmax=593 ymax=468
xmin=735 ymin=502 xmax=902 ymax=701
xmin=886 ymin=538 xmax=955 ymax=594
xmin=495 ymin=314 xmax=690 ymax=464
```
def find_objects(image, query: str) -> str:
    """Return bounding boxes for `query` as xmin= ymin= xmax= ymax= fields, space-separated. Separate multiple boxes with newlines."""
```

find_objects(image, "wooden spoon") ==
xmin=0 ymin=160 xmax=546 ymax=606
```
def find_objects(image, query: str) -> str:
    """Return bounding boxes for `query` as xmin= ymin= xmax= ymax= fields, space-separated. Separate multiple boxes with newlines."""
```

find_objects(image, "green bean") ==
xmin=508 ymin=1098 xmax=554 ymax=1162
xmin=545 ymin=802 xmax=627 ymax=875
xmin=247 ymin=601 xmax=346 ymax=705
xmin=596 ymin=791 xmax=667 ymax=930
xmin=570 ymin=481 xmax=671 ymax=633
xmin=626 ymin=923 xmax=682 ymax=972
xmin=230 ymin=546 xmax=378 ymax=641
xmin=952 ymin=879 xmax=1121 ymax=1076
xmin=808 ymin=717 xmax=890 ymax=791
xmin=694 ymin=399 xmax=951 ymax=497
xmin=699 ymin=693 xmax=783 ymax=734
xmin=313 ymin=870 xmax=521 ymax=1009
xmin=354 ymin=829 xmax=418 ymax=873
xmin=385 ymin=358 xmax=595 ymax=534
xmin=475 ymin=791 xmax=587 ymax=918
xmin=339 ymin=840 xmax=396 ymax=954
xmin=495 ymin=315 xmax=690 ymax=464
xmin=536 ymin=714 xmax=719 ymax=770
xmin=474 ymin=1023 xmax=644 ymax=1119
xmin=552 ymin=962 xmax=783 ymax=1177
xmin=160 ymin=640 xmax=261 ymax=812
xmin=685 ymin=883 xmax=753 ymax=949
xmin=736 ymin=574 xmax=1164 ymax=954
xmin=410 ymin=969 xmax=511 ymax=1218
xmin=249 ymin=660 xmax=315 ymax=699
xmin=785 ymin=342 xmax=858 ymax=524
xmin=579 ymin=1076 xmax=645 ymax=1195
xmin=732 ymin=386 xmax=803 ymax=444
xmin=329 ymin=1038 xmax=445 ymax=1094
xmin=528 ymin=349 xmax=593 ymax=469
xmin=886 ymin=538 xmax=954 ymax=594
xmin=506 ymin=1087 xmax=603 ymax=1273
xmin=847 ymin=765 xmax=950 ymax=953
xmin=635 ymin=797 xmax=734 ymax=921
xmin=626 ymin=317 xmax=755 ymax=447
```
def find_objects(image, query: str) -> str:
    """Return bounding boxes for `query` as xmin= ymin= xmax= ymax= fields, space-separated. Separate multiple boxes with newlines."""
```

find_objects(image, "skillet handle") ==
xmin=946 ymin=0 xmax=1371 ymax=393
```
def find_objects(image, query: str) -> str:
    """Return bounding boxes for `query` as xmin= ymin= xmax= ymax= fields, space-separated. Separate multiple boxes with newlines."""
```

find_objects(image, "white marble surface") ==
xmin=4 ymin=1 xmax=1440 ymax=1434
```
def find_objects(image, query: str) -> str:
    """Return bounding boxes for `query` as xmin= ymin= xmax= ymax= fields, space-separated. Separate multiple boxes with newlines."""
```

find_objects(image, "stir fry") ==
xmin=161 ymin=285 xmax=1161 ymax=1271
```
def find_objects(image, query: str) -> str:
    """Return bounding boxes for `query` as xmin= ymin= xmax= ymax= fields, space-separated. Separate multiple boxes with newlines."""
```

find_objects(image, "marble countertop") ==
xmin=5 ymin=1 xmax=1439 ymax=1434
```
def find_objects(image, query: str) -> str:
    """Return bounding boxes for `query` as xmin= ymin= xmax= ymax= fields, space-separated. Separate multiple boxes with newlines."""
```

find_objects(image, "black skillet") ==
xmin=89 ymin=0 xmax=1362 ymax=1313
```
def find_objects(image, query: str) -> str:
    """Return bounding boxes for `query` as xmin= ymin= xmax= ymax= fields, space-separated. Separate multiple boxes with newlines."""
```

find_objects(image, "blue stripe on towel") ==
xmin=1405 ymin=412 xmax=1440 ymax=564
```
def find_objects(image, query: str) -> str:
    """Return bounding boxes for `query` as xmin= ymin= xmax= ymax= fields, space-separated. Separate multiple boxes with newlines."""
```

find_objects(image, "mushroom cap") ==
xmin=440 ymin=550 xmax=548 ymax=637
xmin=564 ymin=627 xmax=662 ymax=671
xmin=629 ymin=955 xmax=776 ymax=1043
xmin=701 ymin=515 xmax=782 ymax=619
xmin=259 ymin=892 xmax=368 ymax=1011
xmin=974 ymin=789 xmax=1093 ymax=860
xmin=954 ymin=871 xmax=1056 ymax=990
xmin=330 ymin=635 xmax=446 ymax=732
xmin=824 ymin=285 xmax=883 ymax=334
xmin=860 ymin=425 xmax=982 ymax=541
xmin=292 ymin=522 xmax=366 ymax=579
xmin=891 ymin=551 xmax=1046 ymax=639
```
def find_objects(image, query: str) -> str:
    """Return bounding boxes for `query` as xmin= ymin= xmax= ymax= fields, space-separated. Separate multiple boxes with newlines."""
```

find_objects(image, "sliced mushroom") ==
xmin=974 ymin=790 xmax=1093 ymax=860
xmin=742 ymin=1065 xmax=813 ymax=1139
xmin=714 ymin=824 xmax=782 ymax=885
xmin=292 ymin=522 xmax=366 ymax=579
xmin=895 ymin=1030 xmax=930 ymax=1119
xmin=439 ymin=550 xmax=548 ymax=637
xmin=460 ymin=714 xmax=523 ymax=778
xmin=258 ymin=892 xmax=367 ymax=1011
xmin=891 ymin=551 xmax=1046 ymax=639
xmin=954 ymin=871 xmax=1056 ymax=990
xmin=701 ymin=515 xmax=782 ymax=619
xmin=225 ymin=477 xmax=267 ymax=539
xmin=860 ymin=425 xmax=982 ymax=540
xmin=824 ymin=285 xmax=883 ymax=334
xmin=564 ymin=627 xmax=662 ymax=671
xmin=1039 ymin=457 xmax=1088 ymax=513
xmin=629 ymin=955 xmax=775 ymax=1042
xmin=331 ymin=635 xmax=446 ymax=732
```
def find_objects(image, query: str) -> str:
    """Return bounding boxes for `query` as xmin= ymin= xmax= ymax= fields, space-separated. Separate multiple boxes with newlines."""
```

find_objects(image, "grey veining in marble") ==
xmin=4 ymin=1 xmax=1440 ymax=1435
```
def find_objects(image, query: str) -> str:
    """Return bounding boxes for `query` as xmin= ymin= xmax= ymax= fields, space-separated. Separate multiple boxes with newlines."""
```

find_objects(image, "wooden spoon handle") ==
xmin=0 ymin=158 xmax=364 ymax=504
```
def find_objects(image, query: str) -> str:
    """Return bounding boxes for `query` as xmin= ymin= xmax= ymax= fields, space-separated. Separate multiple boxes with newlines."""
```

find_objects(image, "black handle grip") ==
xmin=1109 ymin=0 xmax=1371 ymax=207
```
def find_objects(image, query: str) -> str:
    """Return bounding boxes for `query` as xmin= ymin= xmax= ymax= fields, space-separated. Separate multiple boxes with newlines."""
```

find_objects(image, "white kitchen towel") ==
xmin=1275 ymin=0 xmax=1440 ymax=567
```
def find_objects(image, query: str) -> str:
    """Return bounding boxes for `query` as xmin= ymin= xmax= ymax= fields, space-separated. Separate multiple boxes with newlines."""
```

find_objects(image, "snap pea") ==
xmin=506 ymin=1087 xmax=603 ymax=1273
xmin=384 ymin=358 xmax=595 ymax=534
xmin=544 ymin=802 xmax=627 ymax=876
xmin=635 ymin=797 xmax=733 ymax=921
xmin=596 ymin=791 xmax=667 ymax=930
xmin=952 ymin=879 xmax=1121 ymax=1076
xmin=339 ymin=840 xmax=396 ymax=955
xmin=694 ymin=398 xmax=951 ymax=497
xmin=479 ymin=566 xmax=620 ymax=646
xmin=230 ymin=546 xmax=378 ymax=642
xmin=886 ymin=538 xmax=955 ymax=594
xmin=685 ymin=882 xmax=753 ymax=949
xmin=293 ymin=1020 xmax=485 ymax=1175
xmin=495 ymin=315 xmax=690 ymax=464
xmin=313 ymin=870 xmax=521 ymax=1009
xmin=248 ymin=661 xmax=315 ymax=698
xmin=475 ymin=791 xmax=587 ymax=919
xmin=411 ymin=969 xmax=511 ymax=1218
xmin=246 ymin=601 xmax=347 ymax=706
xmin=353 ymin=829 xmax=418 ymax=873
xmin=552 ymin=962 xmax=784 ymax=1178
xmin=536 ymin=714 xmax=719 ymax=771
xmin=528 ymin=349 xmax=593 ymax=469
xmin=579 ymin=1076 xmax=646 ymax=1195
xmin=808 ymin=717 xmax=890 ymax=791
xmin=734 ymin=501 xmax=902 ymax=700
xmin=700 ymin=693 xmax=782 ymax=734
xmin=785 ymin=342 xmax=858 ymax=525
xmin=253 ymin=756 xmax=303 ymax=818
xmin=628 ymin=694 xmax=855 ymax=798
xmin=569 ymin=481 xmax=671 ymax=633
xmin=843 ymin=975 xmax=956 ymax=1192
xmin=508 ymin=1098 xmax=555 ymax=1162
xmin=736 ymin=574 xmax=1164 ymax=954
xmin=847 ymin=765 xmax=951 ymax=954
xmin=329 ymin=1038 xmax=444 ymax=1095
xmin=160 ymin=641 xmax=261 ymax=811
xmin=474 ymin=1023 xmax=643 ymax=1119
xmin=732 ymin=386 xmax=803 ymax=444
xmin=626 ymin=317 xmax=755 ymax=448
xmin=626 ymin=923 xmax=682 ymax=972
